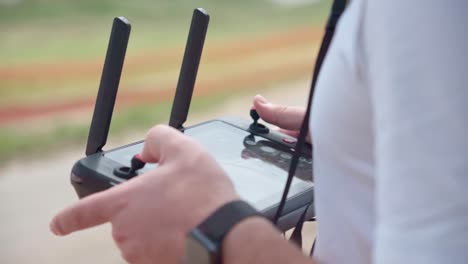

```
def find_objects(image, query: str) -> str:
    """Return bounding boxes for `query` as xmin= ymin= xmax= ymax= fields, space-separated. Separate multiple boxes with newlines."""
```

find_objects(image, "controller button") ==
xmin=282 ymin=138 xmax=297 ymax=144
xmin=114 ymin=166 xmax=136 ymax=179
xmin=280 ymin=153 xmax=292 ymax=159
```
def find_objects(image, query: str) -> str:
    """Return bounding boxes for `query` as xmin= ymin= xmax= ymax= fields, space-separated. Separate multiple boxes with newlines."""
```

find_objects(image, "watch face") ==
xmin=183 ymin=229 xmax=218 ymax=264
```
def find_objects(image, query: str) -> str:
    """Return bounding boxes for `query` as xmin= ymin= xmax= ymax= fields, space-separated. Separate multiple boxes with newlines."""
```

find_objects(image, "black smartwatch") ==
xmin=183 ymin=200 xmax=262 ymax=264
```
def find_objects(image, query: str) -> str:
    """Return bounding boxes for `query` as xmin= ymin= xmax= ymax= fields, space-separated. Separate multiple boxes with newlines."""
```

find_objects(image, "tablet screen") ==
xmin=105 ymin=120 xmax=313 ymax=210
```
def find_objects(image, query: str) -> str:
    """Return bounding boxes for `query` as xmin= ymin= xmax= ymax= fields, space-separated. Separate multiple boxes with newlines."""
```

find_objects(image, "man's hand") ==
xmin=50 ymin=125 xmax=239 ymax=264
xmin=253 ymin=95 xmax=311 ymax=143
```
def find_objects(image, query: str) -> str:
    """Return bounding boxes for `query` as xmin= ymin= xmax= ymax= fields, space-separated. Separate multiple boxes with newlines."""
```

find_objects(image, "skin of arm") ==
xmin=223 ymin=217 xmax=313 ymax=264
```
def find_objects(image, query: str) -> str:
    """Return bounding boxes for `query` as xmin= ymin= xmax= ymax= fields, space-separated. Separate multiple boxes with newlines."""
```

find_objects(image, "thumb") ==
xmin=139 ymin=124 xmax=187 ymax=164
xmin=253 ymin=95 xmax=305 ymax=131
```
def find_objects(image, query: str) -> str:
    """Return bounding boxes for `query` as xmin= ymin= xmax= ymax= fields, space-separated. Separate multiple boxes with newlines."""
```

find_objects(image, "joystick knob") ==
xmin=113 ymin=154 xmax=146 ymax=180
xmin=250 ymin=108 xmax=260 ymax=124
xmin=249 ymin=108 xmax=269 ymax=134
xmin=130 ymin=154 xmax=146 ymax=172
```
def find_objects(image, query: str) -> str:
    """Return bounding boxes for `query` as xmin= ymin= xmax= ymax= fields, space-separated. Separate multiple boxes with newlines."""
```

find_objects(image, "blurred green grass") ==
xmin=0 ymin=0 xmax=331 ymax=163
xmin=0 ymin=0 xmax=330 ymax=65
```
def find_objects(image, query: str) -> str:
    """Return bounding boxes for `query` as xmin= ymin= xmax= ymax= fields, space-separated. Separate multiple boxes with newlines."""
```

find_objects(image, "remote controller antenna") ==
xmin=169 ymin=8 xmax=209 ymax=130
xmin=86 ymin=17 xmax=131 ymax=156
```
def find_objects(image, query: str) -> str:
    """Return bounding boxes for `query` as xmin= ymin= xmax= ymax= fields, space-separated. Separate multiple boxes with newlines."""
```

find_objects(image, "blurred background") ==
xmin=0 ymin=0 xmax=330 ymax=263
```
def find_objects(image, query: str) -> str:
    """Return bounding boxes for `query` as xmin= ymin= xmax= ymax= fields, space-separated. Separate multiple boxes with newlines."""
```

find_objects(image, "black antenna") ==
xmin=169 ymin=8 xmax=209 ymax=129
xmin=86 ymin=17 xmax=131 ymax=156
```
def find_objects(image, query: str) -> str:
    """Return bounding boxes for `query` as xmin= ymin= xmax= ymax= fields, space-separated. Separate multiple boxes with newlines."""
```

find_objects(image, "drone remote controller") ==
xmin=71 ymin=9 xmax=314 ymax=231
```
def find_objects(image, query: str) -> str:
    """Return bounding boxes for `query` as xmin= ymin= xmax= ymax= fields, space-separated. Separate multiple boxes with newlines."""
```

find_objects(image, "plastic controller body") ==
xmin=70 ymin=10 xmax=315 ymax=231
xmin=72 ymin=117 xmax=314 ymax=230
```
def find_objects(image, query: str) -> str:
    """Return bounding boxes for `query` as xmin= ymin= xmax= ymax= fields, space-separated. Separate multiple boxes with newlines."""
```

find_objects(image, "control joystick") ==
xmin=249 ymin=108 xmax=269 ymax=134
xmin=113 ymin=154 xmax=146 ymax=179
xmin=130 ymin=154 xmax=146 ymax=172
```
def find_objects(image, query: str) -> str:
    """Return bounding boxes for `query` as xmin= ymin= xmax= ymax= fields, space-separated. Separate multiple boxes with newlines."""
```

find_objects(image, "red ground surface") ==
xmin=0 ymin=26 xmax=322 ymax=125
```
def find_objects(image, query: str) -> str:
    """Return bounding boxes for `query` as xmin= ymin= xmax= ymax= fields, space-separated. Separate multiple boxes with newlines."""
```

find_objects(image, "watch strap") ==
xmin=198 ymin=200 xmax=262 ymax=243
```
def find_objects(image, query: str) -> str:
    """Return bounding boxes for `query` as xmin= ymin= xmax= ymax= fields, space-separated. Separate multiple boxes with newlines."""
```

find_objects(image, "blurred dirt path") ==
xmin=0 ymin=27 xmax=320 ymax=82
xmin=0 ymin=79 xmax=315 ymax=264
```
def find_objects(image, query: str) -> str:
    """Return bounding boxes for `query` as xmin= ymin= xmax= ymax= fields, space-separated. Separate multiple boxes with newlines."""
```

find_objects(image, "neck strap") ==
xmin=273 ymin=0 xmax=347 ymax=226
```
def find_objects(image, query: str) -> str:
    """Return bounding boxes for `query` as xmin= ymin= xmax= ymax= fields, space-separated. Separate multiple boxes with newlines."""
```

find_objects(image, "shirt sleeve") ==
xmin=363 ymin=1 xmax=468 ymax=263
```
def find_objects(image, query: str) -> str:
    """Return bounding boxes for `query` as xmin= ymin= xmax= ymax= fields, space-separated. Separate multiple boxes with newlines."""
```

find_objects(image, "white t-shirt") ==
xmin=310 ymin=0 xmax=468 ymax=264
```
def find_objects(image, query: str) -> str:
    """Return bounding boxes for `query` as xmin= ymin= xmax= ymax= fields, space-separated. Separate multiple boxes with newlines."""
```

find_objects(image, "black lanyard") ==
xmin=272 ymin=0 xmax=347 ymax=253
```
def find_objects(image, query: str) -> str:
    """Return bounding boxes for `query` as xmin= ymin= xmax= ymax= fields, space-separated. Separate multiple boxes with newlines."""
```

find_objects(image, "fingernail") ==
xmin=255 ymin=94 xmax=268 ymax=105
xmin=135 ymin=153 xmax=142 ymax=160
xmin=50 ymin=219 xmax=63 ymax=236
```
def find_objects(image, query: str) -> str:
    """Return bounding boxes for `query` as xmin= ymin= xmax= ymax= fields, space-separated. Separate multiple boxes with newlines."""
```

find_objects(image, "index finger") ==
xmin=50 ymin=184 xmax=128 ymax=236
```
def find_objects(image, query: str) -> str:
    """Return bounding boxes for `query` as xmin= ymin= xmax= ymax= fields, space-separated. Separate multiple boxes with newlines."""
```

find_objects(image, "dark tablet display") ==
xmin=105 ymin=121 xmax=313 ymax=211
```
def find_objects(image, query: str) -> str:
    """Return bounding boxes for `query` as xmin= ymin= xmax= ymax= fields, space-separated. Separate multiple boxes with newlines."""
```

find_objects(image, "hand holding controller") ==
xmin=68 ymin=8 xmax=314 ymax=231
xmin=52 ymin=125 xmax=240 ymax=264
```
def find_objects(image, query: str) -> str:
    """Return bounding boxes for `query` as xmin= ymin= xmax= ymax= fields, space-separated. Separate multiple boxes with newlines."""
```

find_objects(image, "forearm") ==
xmin=223 ymin=217 xmax=314 ymax=264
